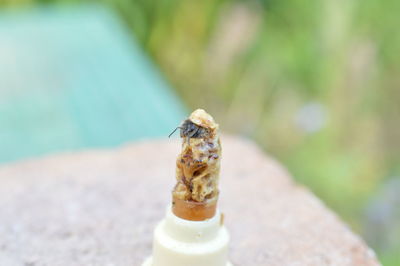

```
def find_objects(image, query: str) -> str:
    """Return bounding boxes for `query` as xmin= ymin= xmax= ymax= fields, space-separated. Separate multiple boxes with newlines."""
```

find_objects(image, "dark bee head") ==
xmin=180 ymin=119 xmax=208 ymax=138
xmin=168 ymin=119 xmax=209 ymax=139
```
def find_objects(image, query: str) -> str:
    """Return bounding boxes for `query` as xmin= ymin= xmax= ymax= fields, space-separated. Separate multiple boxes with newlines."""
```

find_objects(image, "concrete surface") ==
xmin=0 ymin=136 xmax=380 ymax=265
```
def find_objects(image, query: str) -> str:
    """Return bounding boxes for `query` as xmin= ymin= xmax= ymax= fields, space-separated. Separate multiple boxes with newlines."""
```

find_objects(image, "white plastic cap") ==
xmin=143 ymin=206 xmax=231 ymax=266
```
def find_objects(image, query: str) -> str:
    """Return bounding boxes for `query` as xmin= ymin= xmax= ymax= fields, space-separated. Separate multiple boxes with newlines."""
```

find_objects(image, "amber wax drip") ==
xmin=172 ymin=109 xmax=221 ymax=221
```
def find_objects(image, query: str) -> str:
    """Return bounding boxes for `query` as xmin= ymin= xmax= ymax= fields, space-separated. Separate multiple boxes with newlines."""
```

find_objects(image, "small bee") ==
xmin=169 ymin=119 xmax=209 ymax=140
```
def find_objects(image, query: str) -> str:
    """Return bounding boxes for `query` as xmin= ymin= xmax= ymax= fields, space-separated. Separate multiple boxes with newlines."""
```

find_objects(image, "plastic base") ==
xmin=142 ymin=206 xmax=231 ymax=266
xmin=142 ymin=257 xmax=232 ymax=266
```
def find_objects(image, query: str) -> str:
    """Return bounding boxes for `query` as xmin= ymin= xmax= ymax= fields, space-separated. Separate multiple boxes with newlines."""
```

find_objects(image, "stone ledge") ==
xmin=0 ymin=136 xmax=380 ymax=265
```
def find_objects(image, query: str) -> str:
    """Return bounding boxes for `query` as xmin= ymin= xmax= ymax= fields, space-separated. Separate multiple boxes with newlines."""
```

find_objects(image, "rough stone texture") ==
xmin=0 ymin=136 xmax=380 ymax=266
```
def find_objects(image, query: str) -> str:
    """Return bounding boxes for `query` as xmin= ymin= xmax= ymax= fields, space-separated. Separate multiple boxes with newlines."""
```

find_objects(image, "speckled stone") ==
xmin=0 ymin=136 xmax=380 ymax=266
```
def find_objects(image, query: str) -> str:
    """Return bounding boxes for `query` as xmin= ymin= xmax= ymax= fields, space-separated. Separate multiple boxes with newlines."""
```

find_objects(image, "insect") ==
xmin=168 ymin=119 xmax=209 ymax=139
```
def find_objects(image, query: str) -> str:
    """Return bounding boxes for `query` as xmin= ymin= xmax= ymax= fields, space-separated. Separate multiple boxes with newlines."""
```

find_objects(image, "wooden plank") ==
xmin=0 ymin=5 xmax=186 ymax=163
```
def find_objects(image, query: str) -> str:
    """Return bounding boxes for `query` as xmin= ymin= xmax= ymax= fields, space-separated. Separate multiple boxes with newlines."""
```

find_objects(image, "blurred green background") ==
xmin=1 ymin=0 xmax=399 ymax=265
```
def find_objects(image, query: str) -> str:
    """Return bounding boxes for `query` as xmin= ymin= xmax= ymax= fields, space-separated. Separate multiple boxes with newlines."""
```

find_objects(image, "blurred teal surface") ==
xmin=0 ymin=5 xmax=186 ymax=164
